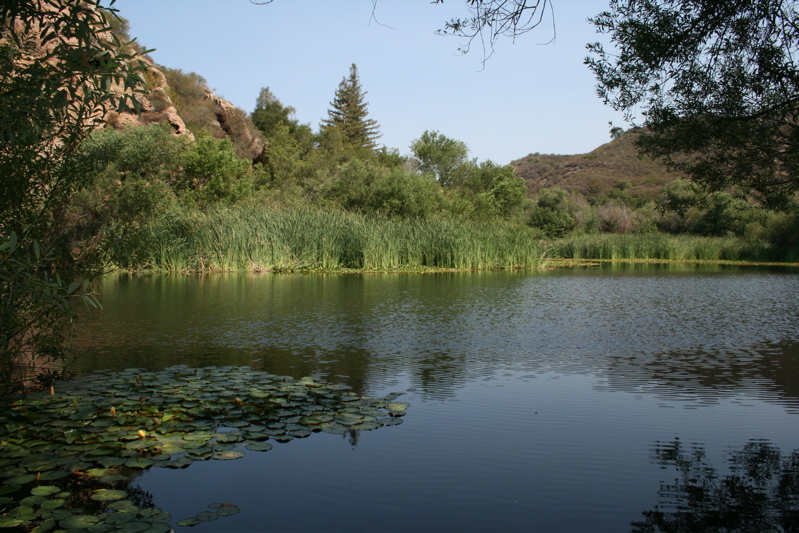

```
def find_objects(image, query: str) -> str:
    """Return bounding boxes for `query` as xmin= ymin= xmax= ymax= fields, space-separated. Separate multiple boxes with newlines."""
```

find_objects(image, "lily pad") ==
xmin=40 ymin=498 xmax=67 ymax=510
xmin=212 ymin=450 xmax=245 ymax=460
xmin=245 ymin=441 xmax=273 ymax=452
xmin=215 ymin=504 xmax=240 ymax=517
xmin=117 ymin=521 xmax=152 ymax=533
xmin=195 ymin=511 xmax=218 ymax=522
xmin=90 ymin=489 xmax=128 ymax=501
xmin=59 ymin=514 xmax=101 ymax=529
xmin=30 ymin=485 xmax=60 ymax=496
xmin=4 ymin=473 xmax=35 ymax=485
xmin=125 ymin=457 xmax=155 ymax=469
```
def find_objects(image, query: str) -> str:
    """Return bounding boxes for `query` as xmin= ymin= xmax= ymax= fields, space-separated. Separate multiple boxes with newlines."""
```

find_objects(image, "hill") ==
xmin=511 ymin=131 xmax=683 ymax=202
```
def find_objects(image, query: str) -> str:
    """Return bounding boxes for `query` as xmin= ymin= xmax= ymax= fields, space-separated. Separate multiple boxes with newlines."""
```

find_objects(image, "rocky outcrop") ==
xmin=204 ymin=91 xmax=268 ymax=166
xmin=104 ymin=58 xmax=194 ymax=141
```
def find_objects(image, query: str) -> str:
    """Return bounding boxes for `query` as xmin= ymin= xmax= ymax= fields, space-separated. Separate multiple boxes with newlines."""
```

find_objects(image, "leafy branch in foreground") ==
xmin=586 ymin=0 xmax=799 ymax=207
xmin=0 ymin=0 xmax=148 ymax=394
xmin=0 ymin=231 xmax=100 ymax=396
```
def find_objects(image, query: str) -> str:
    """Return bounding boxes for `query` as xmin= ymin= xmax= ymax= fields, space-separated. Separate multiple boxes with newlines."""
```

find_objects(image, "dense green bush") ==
xmin=177 ymin=135 xmax=256 ymax=205
xmin=321 ymin=159 xmax=443 ymax=218
xmin=528 ymin=188 xmax=577 ymax=237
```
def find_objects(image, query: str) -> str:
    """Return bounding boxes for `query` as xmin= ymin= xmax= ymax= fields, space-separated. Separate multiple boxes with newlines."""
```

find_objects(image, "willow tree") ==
xmin=0 ymin=0 xmax=148 ymax=393
xmin=321 ymin=64 xmax=381 ymax=152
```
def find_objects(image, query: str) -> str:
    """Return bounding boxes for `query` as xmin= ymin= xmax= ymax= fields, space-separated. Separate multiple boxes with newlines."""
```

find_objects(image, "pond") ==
xmin=6 ymin=264 xmax=799 ymax=532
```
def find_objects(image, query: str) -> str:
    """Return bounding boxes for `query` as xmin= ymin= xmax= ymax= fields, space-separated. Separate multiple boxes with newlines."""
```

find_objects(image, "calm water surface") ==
xmin=71 ymin=264 xmax=799 ymax=532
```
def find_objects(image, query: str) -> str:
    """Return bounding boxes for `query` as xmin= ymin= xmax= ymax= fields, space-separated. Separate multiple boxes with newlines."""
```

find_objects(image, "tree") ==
xmin=586 ymin=0 xmax=799 ymax=207
xmin=528 ymin=187 xmax=577 ymax=237
xmin=321 ymin=63 xmax=381 ymax=152
xmin=0 ymin=0 xmax=147 ymax=393
xmin=410 ymin=130 xmax=470 ymax=186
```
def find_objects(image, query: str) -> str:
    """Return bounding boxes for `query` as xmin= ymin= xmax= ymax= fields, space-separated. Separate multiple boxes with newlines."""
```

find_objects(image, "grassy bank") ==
xmin=547 ymin=233 xmax=798 ymax=263
xmin=116 ymin=207 xmax=546 ymax=272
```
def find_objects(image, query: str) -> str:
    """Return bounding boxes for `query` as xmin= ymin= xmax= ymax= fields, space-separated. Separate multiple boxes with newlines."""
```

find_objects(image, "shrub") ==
xmin=528 ymin=188 xmax=577 ymax=238
xmin=177 ymin=135 xmax=255 ymax=206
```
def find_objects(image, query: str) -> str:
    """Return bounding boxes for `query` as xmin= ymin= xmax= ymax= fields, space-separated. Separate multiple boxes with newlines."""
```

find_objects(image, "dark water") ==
xmin=71 ymin=264 xmax=799 ymax=532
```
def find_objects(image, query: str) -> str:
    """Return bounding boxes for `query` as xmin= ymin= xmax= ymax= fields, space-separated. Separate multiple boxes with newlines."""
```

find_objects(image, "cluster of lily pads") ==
xmin=0 ymin=365 xmax=408 ymax=531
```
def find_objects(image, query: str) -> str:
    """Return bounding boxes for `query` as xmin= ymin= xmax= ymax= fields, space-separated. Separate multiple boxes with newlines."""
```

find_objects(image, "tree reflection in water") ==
xmin=632 ymin=439 xmax=799 ymax=533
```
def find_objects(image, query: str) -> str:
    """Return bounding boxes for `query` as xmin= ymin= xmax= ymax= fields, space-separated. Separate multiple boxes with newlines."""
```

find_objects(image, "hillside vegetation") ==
xmin=511 ymin=130 xmax=679 ymax=204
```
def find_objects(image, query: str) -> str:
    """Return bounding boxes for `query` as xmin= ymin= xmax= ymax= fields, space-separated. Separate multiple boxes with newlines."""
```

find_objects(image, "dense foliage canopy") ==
xmin=586 ymin=0 xmax=799 ymax=207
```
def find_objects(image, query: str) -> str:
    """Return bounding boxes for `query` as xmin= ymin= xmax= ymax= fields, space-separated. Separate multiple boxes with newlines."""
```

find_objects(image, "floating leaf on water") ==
xmin=40 ymin=508 xmax=71 ymax=521
xmin=86 ymin=468 xmax=112 ymax=478
xmin=387 ymin=401 xmax=410 ymax=412
xmin=215 ymin=504 xmax=240 ymax=517
xmin=138 ymin=522 xmax=172 ymax=533
xmin=20 ymin=495 xmax=46 ymax=507
xmin=107 ymin=500 xmax=138 ymax=512
xmin=98 ymin=474 xmax=129 ymax=484
xmin=320 ymin=423 xmax=348 ymax=435
xmin=140 ymin=508 xmax=171 ymax=523
xmin=59 ymin=515 xmax=101 ymax=529
xmin=30 ymin=485 xmax=60 ymax=496
xmin=125 ymin=458 xmax=154 ymax=469
xmin=245 ymin=441 xmax=273 ymax=452
xmin=90 ymin=489 xmax=128 ymax=502
xmin=195 ymin=511 xmax=218 ymax=522
xmin=116 ymin=520 xmax=152 ymax=533
xmin=177 ymin=517 xmax=200 ymax=527
xmin=39 ymin=498 xmax=66 ymax=510
xmin=0 ymin=517 xmax=24 ymax=528
xmin=104 ymin=512 xmax=135 ymax=525
xmin=97 ymin=456 xmax=126 ymax=469
xmin=4 ymin=474 xmax=35 ymax=485
xmin=352 ymin=422 xmax=381 ymax=431
xmin=31 ymin=517 xmax=56 ymax=532
xmin=212 ymin=451 xmax=244 ymax=460
xmin=39 ymin=470 xmax=69 ymax=481
xmin=20 ymin=456 xmax=58 ymax=472
xmin=160 ymin=456 xmax=193 ymax=469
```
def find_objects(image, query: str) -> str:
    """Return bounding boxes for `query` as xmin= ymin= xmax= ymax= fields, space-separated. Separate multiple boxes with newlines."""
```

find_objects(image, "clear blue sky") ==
xmin=113 ymin=0 xmax=625 ymax=164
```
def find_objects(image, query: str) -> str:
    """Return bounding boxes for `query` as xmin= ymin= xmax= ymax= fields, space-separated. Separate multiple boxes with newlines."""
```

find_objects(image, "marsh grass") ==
xmin=547 ymin=233 xmax=785 ymax=262
xmin=121 ymin=207 xmax=545 ymax=272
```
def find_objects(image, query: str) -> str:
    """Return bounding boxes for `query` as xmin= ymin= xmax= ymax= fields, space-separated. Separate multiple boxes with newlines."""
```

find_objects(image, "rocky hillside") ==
xmin=511 ymin=131 xmax=683 ymax=201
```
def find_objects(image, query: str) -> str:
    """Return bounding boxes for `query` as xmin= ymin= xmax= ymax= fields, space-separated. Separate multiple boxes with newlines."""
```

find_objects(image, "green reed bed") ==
xmin=547 ymin=233 xmax=773 ymax=262
xmin=118 ymin=207 xmax=545 ymax=272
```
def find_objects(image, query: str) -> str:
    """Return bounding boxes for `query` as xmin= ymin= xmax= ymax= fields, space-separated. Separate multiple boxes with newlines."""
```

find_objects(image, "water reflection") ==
xmin=72 ymin=266 xmax=799 ymax=409
xmin=632 ymin=438 xmax=799 ymax=532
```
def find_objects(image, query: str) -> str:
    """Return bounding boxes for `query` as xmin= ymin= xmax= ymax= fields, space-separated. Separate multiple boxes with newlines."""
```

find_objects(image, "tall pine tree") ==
xmin=321 ymin=64 xmax=381 ymax=152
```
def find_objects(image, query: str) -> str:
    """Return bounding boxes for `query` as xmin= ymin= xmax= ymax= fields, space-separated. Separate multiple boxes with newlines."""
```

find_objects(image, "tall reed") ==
xmin=548 ymin=233 xmax=777 ymax=262
xmin=118 ymin=206 xmax=546 ymax=272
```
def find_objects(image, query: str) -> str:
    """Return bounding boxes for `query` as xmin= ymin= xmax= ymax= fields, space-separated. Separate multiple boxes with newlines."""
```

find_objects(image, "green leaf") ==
xmin=195 ymin=511 xmax=218 ymax=522
xmin=59 ymin=515 xmax=100 ymax=529
xmin=90 ymin=489 xmax=127 ymax=501
xmin=30 ymin=486 xmax=60 ymax=496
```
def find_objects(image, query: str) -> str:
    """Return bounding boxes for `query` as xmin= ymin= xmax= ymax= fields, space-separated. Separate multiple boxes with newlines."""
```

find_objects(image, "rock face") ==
xmin=4 ymin=1 xmax=266 ymax=161
xmin=104 ymin=57 xmax=195 ymax=141
xmin=204 ymin=91 xmax=268 ymax=166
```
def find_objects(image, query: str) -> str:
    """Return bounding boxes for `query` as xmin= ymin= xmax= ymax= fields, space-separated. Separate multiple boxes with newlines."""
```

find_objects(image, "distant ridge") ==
xmin=511 ymin=132 xmax=682 ymax=201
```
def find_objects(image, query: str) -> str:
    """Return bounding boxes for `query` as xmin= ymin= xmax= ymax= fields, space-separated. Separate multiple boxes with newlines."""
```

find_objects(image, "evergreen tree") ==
xmin=321 ymin=64 xmax=381 ymax=152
